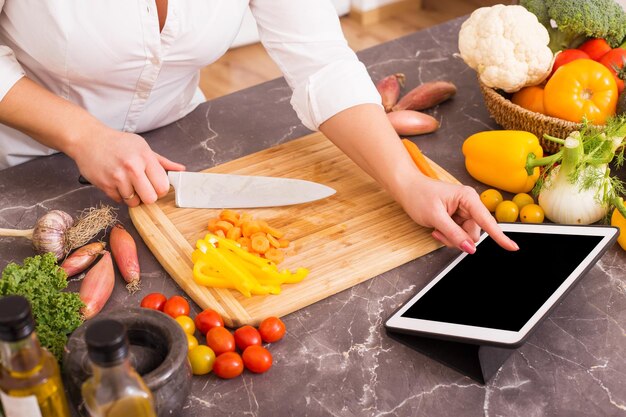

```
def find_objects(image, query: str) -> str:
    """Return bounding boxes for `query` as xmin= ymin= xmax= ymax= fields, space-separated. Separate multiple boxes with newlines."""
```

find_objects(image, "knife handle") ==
xmin=78 ymin=175 xmax=92 ymax=185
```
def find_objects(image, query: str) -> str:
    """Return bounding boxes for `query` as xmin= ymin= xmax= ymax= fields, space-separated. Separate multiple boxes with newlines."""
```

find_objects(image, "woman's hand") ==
xmin=71 ymin=127 xmax=185 ymax=207
xmin=396 ymin=175 xmax=518 ymax=253
xmin=0 ymin=77 xmax=185 ymax=207
xmin=319 ymin=103 xmax=518 ymax=254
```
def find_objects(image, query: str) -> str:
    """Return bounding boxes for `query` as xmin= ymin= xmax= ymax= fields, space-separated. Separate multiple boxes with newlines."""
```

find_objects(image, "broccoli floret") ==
xmin=519 ymin=0 xmax=550 ymax=27
xmin=521 ymin=0 xmax=626 ymax=52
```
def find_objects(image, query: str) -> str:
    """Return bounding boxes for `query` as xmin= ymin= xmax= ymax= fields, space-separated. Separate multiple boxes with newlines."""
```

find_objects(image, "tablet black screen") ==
xmin=401 ymin=231 xmax=603 ymax=331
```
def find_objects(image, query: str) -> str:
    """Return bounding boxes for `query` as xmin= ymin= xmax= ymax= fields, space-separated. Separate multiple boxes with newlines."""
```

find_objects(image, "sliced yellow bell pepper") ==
xmin=191 ymin=233 xmax=309 ymax=297
xmin=192 ymin=260 xmax=235 ymax=289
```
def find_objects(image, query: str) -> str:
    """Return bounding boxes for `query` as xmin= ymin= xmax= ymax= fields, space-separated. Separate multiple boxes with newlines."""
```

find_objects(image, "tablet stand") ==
xmin=386 ymin=329 xmax=516 ymax=384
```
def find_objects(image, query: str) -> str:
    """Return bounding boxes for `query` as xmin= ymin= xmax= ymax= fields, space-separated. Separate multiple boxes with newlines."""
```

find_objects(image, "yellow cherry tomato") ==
xmin=175 ymin=315 xmax=196 ymax=335
xmin=495 ymin=200 xmax=519 ymax=222
xmin=610 ymin=207 xmax=626 ymax=250
xmin=186 ymin=333 xmax=199 ymax=351
xmin=480 ymin=189 xmax=504 ymax=212
xmin=512 ymin=193 xmax=534 ymax=209
xmin=520 ymin=204 xmax=545 ymax=223
xmin=188 ymin=345 xmax=216 ymax=375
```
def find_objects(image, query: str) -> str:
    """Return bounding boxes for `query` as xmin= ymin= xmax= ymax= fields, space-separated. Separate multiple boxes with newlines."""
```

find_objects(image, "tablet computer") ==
xmin=385 ymin=223 xmax=618 ymax=347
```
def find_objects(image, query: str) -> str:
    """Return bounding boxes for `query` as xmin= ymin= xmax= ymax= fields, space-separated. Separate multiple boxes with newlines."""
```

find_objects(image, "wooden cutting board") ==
xmin=129 ymin=132 xmax=459 ymax=327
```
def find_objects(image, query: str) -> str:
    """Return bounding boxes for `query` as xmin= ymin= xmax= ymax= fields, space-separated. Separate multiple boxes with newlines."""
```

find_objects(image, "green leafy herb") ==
xmin=0 ymin=253 xmax=84 ymax=361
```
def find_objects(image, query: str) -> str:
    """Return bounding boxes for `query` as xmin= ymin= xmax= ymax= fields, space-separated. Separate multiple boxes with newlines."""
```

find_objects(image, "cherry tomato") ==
xmin=599 ymin=48 xmax=626 ymax=94
xmin=174 ymin=315 xmax=196 ymax=335
xmin=140 ymin=293 xmax=167 ymax=311
xmin=549 ymin=49 xmax=590 ymax=78
xmin=162 ymin=296 xmax=190 ymax=319
xmin=258 ymin=317 xmax=286 ymax=343
xmin=494 ymin=200 xmax=519 ymax=223
xmin=188 ymin=345 xmax=216 ymax=376
xmin=194 ymin=309 xmax=224 ymax=335
xmin=242 ymin=345 xmax=273 ymax=374
xmin=479 ymin=189 xmax=503 ymax=212
xmin=186 ymin=333 xmax=199 ymax=351
xmin=206 ymin=326 xmax=236 ymax=356
xmin=511 ymin=85 xmax=545 ymax=114
xmin=544 ymin=59 xmax=617 ymax=125
xmin=578 ymin=38 xmax=612 ymax=61
xmin=520 ymin=204 xmax=545 ymax=224
xmin=234 ymin=325 xmax=262 ymax=352
xmin=512 ymin=193 xmax=534 ymax=210
xmin=213 ymin=352 xmax=244 ymax=379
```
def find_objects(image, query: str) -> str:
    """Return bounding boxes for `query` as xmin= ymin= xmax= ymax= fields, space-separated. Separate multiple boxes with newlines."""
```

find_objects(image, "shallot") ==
xmin=387 ymin=110 xmax=439 ymax=136
xmin=60 ymin=241 xmax=106 ymax=277
xmin=109 ymin=223 xmax=141 ymax=293
xmin=392 ymin=81 xmax=457 ymax=112
xmin=376 ymin=73 xmax=405 ymax=112
xmin=79 ymin=250 xmax=115 ymax=320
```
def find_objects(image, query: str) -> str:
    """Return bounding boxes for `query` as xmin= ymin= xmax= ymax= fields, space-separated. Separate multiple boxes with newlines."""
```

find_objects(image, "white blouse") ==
xmin=0 ymin=0 xmax=381 ymax=168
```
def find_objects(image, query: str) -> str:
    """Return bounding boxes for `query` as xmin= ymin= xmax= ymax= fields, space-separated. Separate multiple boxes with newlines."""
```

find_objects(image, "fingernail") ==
xmin=511 ymin=240 xmax=520 ymax=251
xmin=460 ymin=239 xmax=476 ymax=254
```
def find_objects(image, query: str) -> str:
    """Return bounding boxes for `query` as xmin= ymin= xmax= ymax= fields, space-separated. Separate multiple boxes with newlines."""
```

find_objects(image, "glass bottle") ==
xmin=0 ymin=295 xmax=72 ymax=417
xmin=81 ymin=318 xmax=157 ymax=417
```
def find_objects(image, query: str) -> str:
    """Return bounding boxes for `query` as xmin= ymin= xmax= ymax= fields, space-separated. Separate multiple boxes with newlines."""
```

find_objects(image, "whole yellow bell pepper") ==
xmin=610 ymin=198 xmax=626 ymax=251
xmin=462 ymin=130 xmax=560 ymax=194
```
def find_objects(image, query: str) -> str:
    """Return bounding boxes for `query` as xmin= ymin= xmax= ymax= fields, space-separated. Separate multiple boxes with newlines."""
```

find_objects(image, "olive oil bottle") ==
xmin=81 ymin=319 xmax=157 ymax=417
xmin=0 ymin=295 xmax=72 ymax=417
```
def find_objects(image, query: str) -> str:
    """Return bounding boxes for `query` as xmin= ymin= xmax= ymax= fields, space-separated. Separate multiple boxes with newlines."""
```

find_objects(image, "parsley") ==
xmin=0 ymin=253 xmax=84 ymax=361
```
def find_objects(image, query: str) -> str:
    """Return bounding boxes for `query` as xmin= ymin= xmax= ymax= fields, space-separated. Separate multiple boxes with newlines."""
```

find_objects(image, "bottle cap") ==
xmin=0 ymin=295 xmax=36 ymax=342
xmin=85 ymin=319 xmax=129 ymax=366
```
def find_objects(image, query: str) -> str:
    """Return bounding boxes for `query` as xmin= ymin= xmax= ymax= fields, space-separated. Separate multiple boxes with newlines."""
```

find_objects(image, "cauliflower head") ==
xmin=458 ymin=4 xmax=553 ymax=93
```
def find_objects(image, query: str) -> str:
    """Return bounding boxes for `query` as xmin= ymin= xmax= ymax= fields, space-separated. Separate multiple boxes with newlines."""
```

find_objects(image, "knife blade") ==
xmin=167 ymin=171 xmax=336 ymax=209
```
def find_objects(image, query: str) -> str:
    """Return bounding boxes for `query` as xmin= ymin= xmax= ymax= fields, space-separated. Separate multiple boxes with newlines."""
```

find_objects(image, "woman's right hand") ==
xmin=0 ymin=77 xmax=185 ymax=207
xmin=71 ymin=127 xmax=185 ymax=207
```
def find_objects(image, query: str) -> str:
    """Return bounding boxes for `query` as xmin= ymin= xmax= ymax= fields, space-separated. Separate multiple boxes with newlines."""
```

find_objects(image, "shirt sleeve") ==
xmin=0 ymin=1 xmax=25 ymax=102
xmin=249 ymin=0 xmax=382 ymax=131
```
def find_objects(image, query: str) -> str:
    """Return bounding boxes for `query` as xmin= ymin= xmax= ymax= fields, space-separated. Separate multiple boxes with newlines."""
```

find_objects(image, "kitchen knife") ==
xmin=167 ymin=171 xmax=336 ymax=209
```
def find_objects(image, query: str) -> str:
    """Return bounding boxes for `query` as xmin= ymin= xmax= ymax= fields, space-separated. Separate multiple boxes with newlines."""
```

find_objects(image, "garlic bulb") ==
xmin=31 ymin=210 xmax=74 ymax=259
xmin=0 ymin=205 xmax=117 ymax=261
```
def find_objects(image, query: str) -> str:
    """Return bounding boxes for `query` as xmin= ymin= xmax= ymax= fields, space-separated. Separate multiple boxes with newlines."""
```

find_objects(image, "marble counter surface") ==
xmin=1 ymin=16 xmax=625 ymax=417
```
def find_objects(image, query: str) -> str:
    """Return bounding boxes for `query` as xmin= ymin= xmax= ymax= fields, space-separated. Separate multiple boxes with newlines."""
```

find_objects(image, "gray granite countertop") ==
xmin=1 ymin=16 xmax=625 ymax=417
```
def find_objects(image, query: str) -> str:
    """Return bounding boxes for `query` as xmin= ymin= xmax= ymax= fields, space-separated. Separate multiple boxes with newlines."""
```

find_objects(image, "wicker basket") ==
xmin=478 ymin=80 xmax=583 ymax=154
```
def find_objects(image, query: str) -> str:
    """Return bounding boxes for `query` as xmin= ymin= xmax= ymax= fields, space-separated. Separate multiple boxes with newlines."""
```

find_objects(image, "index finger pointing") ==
xmin=467 ymin=198 xmax=519 ymax=251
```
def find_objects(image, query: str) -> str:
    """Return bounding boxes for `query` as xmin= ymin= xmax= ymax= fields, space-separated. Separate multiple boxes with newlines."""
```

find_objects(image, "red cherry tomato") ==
xmin=599 ymin=48 xmax=626 ymax=94
xmin=549 ymin=49 xmax=590 ymax=78
xmin=140 ymin=293 xmax=167 ymax=311
xmin=194 ymin=309 xmax=224 ymax=335
xmin=206 ymin=326 xmax=236 ymax=356
xmin=213 ymin=352 xmax=244 ymax=379
xmin=242 ymin=345 xmax=273 ymax=374
xmin=234 ymin=325 xmax=262 ymax=352
xmin=162 ymin=296 xmax=190 ymax=319
xmin=578 ymin=38 xmax=612 ymax=61
xmin=258 ymin=317 xmax=286 ymax=343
